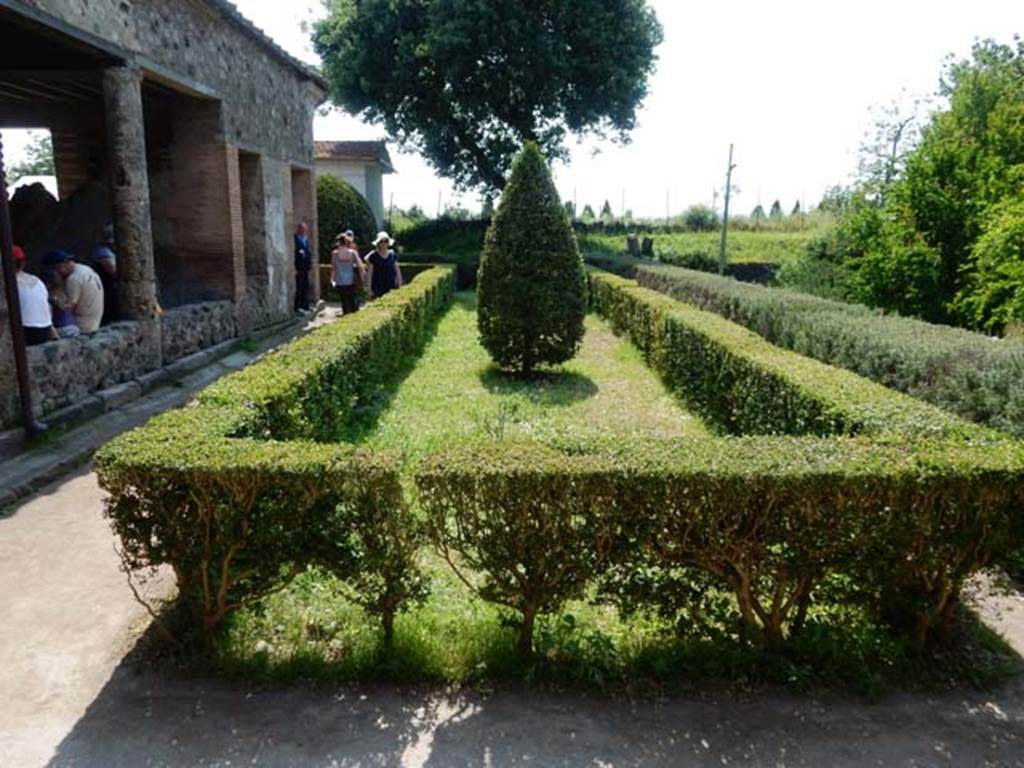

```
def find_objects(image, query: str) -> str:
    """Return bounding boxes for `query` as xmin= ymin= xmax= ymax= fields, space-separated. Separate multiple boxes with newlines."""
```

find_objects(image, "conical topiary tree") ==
xmin=477 ymin=143 xmax=587 ymax=375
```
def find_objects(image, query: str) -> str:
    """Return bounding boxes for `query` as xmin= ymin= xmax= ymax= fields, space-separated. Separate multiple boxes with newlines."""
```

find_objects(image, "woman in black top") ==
xmin=367 ymin=231 xmax=403 ymax=299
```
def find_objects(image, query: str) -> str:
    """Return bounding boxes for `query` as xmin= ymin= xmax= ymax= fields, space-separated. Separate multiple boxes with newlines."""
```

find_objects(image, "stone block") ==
xmin=44 ymin=396 xmax=104 ymax=431
xmin=219 ymin=352 xmax=253 ymax=370
xmin=0 ymin=427 xmax=25 ymax=463
xmin=136 ymin=368 xmax=169 ymax=394
xmin=97 ymin=381 xmax=143 ymax=412
xmin=164 ymin=346 xmax=220 ymax=381
xmin=161 ymin=301 xmax=238 ymax=365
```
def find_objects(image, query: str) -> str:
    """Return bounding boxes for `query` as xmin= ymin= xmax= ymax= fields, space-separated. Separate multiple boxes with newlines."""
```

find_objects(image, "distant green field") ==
xmin=394 ymin=219 xmax=830 ymax=275
xmin=578 ymin=230 xmax=821 ymax=266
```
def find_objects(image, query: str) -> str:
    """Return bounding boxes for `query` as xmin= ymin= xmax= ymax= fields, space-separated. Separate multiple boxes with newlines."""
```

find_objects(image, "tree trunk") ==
xmin=518 ymin=602 xmax=538 ymax=658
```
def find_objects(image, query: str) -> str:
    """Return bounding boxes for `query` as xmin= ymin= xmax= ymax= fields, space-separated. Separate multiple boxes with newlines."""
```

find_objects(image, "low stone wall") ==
xmin=161 ymin=301 xmax=238 ymax=364
xmin=27 ymin=321 xmax=158 ymax=417
xmin=5 ymin=301 xmax=247 ymax=429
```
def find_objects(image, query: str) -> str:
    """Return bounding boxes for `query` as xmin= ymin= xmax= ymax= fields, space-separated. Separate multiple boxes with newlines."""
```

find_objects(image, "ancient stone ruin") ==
xmin=0 ymin=0 xmax=326 ymax=429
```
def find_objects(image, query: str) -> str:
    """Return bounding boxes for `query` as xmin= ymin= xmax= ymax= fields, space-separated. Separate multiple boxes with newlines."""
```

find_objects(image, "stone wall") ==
xmin=160 ymin=301 xmax=237 ymax=365
xmin=19 ymin=0 xmax=318 ymax=165
xmin=1 ymin=0 xmax=324 ymax=430
xmin=26 ymin=321 xmax=159 ymax=417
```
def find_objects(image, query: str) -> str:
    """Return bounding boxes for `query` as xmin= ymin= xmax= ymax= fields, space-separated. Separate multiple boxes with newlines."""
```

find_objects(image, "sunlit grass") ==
xmin=340 ymin=292 xmax=709 ymax=462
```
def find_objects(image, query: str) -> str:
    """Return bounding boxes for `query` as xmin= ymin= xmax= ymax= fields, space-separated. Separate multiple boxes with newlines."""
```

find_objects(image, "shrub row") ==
xmin=589 ymin=271 xmax=990 ymax=441
xmin=417 ymin=436 xmax=1024 ymax=652
xmin=200 ymin=267 xmax=454 ymax=442
xmin=415 ymin=272 xmax=1023 ymax=654
xmin=97 ymin=267 xmax=456 ymax=640
xmin=635 ymin=263 xmax=1024 ymax=437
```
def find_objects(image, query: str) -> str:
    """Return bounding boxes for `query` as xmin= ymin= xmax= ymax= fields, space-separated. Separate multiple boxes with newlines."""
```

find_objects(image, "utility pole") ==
xmin=718 ymin=144 xmax=737 ymax=275
xmin=437 ymin=189 xmax=442 ymax=219
xmin=388 ymin=192 xmax=395 ymax=227
xmin=665 ymin=189 xmax=670 ymax=226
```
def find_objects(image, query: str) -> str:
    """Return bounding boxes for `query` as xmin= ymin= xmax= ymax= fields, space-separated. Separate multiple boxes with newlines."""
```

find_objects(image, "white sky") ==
xmin=4 ymin=1 xmax=1021 ymax=217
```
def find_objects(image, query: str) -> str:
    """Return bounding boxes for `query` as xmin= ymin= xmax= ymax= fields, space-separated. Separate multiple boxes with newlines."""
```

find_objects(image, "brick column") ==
xmin=103 ymin=66 xmax=158 ymax=321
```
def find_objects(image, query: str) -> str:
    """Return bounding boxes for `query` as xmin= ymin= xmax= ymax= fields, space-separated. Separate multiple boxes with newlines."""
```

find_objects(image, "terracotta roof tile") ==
xmin=314 ymin=140 xmax=395 ymax=173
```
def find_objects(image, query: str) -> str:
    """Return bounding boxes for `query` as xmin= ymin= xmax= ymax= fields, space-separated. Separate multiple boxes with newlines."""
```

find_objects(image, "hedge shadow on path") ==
xmin=43 ymin=620 xmax=1024 ymax=768
xmin=478 ymin=367 xmax=599 ymax=407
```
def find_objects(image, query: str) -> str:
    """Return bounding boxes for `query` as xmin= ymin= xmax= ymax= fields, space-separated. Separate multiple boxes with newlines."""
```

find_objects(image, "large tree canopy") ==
xmin=314 ymin=0 xmax=663 ymax=192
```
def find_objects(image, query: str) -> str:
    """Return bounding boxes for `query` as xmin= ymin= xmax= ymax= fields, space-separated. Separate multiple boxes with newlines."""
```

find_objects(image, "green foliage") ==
xmin=636 ymin=263 xmax=1024 ymax=438
xmin=769 ymin=199 xmax=783 ymax=219
xmin=97 ymin=268 xmax=457 ymax=640
xmin=591 ymin=272 xmax=988 ymax=441
xmin=580 ymin=229 xmax=824 ymax=267
xmin=7 ymin=131 xmax=54 ymax=182
xmin=421 ymin=442 xmax=621 ymax=657
xmin=413 ymin=272 xmax=1023 ymax=656
xmin=955 ymin=195 xmax=1024 ymax=333
xmin=586 ymin=271 xmax=1023 ymax=645
xmin=388 ymin=204 xmax=429 ymax=234
xmin=812 ymin=38 xmax=1024 ymax=328
xmin=681 ymin=204 xmax=719 ymax=232
xmin=580 ymin=204 xmax=597 ymax=223
xmin=316 ymin=174 xmax=377 ymax=260
xmin=477 ymin=144 xmax=587 ymax=374
xmin=314 ymin=0 xmax=663 ymax=192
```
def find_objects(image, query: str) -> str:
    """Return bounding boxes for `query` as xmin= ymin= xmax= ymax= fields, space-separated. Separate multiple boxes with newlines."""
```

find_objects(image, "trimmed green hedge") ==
xmin=417 ymin=434 xmax=1024 ymax=649
xmin=590 ymin=271 xmax=991 ymax=440
xmin=97 ymin=267 xmax=456 ymax=640
xmin=635 ymin=263 xmax=1024 ymax=437
xmin=98 ymin=262 xmax=1024 ymax=662
xmin=415 ymin=272 xmax=1024 ymax=653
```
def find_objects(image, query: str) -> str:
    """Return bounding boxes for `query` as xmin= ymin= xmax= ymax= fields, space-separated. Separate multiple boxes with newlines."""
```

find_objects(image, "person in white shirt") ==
xmin=43 ymin=250 xmax=104 ymax=334
xmin=13 ymin=245 xmax=57 ymax=346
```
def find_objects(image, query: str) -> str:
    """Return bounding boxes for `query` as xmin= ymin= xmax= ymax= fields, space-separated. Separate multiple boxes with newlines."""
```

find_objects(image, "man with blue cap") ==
xmin=43 ymin=249 xmax=104 ymax=334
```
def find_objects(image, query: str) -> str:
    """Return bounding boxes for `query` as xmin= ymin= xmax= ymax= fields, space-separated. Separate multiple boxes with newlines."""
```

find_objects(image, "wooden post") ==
xmin=718 ymin=144 xmax=736 ymax=276
xmin=0 ymin=134 xmax=45 ymax=435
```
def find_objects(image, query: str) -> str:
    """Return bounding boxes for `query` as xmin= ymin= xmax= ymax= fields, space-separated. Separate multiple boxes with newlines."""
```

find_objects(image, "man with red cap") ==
xmin=13 ymin=246 xmax=57 ymax=346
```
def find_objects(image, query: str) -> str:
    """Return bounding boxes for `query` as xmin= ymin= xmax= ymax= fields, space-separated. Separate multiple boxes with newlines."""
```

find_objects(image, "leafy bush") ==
xmin=635 ymin=263 xmax=1024 ymax=438
xmin=420 ymin=442 xmax=623 ymax=656
xmin=955 ymin=196 xmax=1024 ymax=334
xmin=399 ymin=217 xmax=490 ymax=257
xmin=591 ymin=272 xmax=985 ymax=439
xmin=418 ymin=435 xmax=1023 ymax=652
xmin=477 ymin=143 xmax=587 ymax=374
xmin=317 ymin=174 xmax=377 ymax=260
xmin=811 ymin=39 xmax=1024 ymax=327
xmin=681 ymin=204 xmax=720 ymax=232
xmin=97 ymin=267 xmax=457 ymax=641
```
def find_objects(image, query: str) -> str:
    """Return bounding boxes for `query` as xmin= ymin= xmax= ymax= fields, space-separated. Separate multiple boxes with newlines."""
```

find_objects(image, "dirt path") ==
xmin=2 ymin=469 xmax=1024 ymax=767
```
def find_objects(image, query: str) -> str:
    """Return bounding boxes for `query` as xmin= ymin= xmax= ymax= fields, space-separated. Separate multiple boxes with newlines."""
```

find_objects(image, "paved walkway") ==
xmin=2 ymin=305 xmax=1024 ymax=767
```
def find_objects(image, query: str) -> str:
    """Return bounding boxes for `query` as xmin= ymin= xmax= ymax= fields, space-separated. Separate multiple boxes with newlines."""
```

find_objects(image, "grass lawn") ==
xmin=343 ymin=292 xmax=709 ymax=461
xmin=214 ymin=293 xmax=1020 ymax=694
